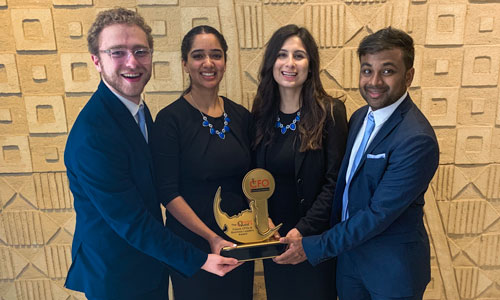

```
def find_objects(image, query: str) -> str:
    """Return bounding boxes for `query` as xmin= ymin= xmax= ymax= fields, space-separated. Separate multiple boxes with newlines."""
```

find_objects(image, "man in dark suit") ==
xmin=64 ymin=8 xmax=238 ymax=300
xmin=275 ymin=27 xmax=439 ymax=300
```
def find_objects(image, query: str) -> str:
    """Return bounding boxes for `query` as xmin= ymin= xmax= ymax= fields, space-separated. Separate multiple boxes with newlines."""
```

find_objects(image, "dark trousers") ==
xmin=170 ymin=261 xmax=254 ymax=300
xmin=86 ymin=279 xmax=168 ymax=300
xmin=263 ymin=258 xmax=336 ymax=300
xmin=336 ymin=253 xmax=425 ymax=300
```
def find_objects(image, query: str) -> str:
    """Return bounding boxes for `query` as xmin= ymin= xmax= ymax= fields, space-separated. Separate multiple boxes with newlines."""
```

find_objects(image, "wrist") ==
xmin=207 ymin=234 xmax=220 ymax=243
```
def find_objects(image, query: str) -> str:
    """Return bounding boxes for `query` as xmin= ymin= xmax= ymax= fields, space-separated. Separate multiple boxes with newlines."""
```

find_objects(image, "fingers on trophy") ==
xmin=213 ymin=168 xmax=286 ymax=261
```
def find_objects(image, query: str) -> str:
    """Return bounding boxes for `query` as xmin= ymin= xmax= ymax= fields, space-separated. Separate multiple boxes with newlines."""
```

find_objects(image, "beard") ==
xmin=100 ymin=66 xmax=151 ymax=101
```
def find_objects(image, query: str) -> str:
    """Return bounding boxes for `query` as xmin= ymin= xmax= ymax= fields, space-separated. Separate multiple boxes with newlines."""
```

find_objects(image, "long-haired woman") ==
xmin=252 ymin=24 xmax=348 ymax=300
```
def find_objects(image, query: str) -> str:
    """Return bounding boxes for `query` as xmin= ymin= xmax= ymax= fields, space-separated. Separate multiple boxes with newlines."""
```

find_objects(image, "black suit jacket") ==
xmin=255 ymin=99 xmax=348 ymax=236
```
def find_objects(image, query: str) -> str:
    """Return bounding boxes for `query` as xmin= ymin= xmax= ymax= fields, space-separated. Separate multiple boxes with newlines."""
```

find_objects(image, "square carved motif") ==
xmin=0 ymin=136 xmax=32 ymax=173
xmin=421 ymin=88 xmax=458 ymax=127
xmin=24 ymin=95 xmax=67 ymax=134
xmin=462 ymin=46 xmax=500 ymax=86
xmin=145 ymin=51 xmax=183 ymax=92
xmin=10 ymin=9 xmax=57 ymax=51
xmin=60 ymin=53 xmax=100 ymax=93
xmin=426 ymin=4 xmax=466 ymax=45
xmin=0 ymin=54 xmax=21 ymax=94
xmin=180 ymin=7 xmax=220 ymax=37
xmin=29 ymin=135 xmax=67 ymax=172
xmin=455 ymin=127 xmax=492 ymax=164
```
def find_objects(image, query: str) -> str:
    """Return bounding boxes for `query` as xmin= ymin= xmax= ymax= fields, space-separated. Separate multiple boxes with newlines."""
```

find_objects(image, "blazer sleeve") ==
xmin=303 ymin=131 xmax=439 ymax=265
xmin=295 ymin=100 xmax=348 ymax=236
xmin=75 ymin=130 xmax=207 ymax=276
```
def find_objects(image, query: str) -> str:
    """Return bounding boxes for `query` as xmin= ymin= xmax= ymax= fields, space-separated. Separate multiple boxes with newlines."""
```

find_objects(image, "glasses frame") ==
xmin=99 ymin=48 xmax=154 ymax=64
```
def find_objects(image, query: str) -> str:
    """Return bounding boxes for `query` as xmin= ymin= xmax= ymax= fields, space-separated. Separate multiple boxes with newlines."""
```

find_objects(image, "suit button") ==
xmin=300 ymin=198 xmax=305 ymax=204
xmin=297 ymin=178 xmax=303 ymax=184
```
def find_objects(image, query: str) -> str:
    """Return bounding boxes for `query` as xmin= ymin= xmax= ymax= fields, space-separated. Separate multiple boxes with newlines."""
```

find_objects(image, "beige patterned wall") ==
xmin=0 ymin=0 xmax=499 ymax=299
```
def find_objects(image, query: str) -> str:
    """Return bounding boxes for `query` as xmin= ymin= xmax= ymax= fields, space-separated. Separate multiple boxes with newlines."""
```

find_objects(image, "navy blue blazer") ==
xmin=64 ymin=81 xmax=206 ymax=298
xmin=302 ymin=95 xmax=439 ymax=297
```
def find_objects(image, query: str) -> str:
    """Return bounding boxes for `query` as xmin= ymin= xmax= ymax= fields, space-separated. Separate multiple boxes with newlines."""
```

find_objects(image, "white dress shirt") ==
xmin=344 ymin=92 xmax=408 ymax=183
xmin=110 ymin=89 xmax=148 ymax=141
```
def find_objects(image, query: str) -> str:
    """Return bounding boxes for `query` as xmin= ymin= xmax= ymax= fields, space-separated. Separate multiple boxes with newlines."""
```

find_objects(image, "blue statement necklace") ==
xmin=190 ymin=94 xmax=230 ymax=139
xmin=276 ymin=111 xmax=300 ymax=134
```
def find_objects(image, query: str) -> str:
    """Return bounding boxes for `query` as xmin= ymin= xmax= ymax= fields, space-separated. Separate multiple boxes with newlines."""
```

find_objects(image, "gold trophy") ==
xmin=213 ymin=168 xmax=286 ymax=261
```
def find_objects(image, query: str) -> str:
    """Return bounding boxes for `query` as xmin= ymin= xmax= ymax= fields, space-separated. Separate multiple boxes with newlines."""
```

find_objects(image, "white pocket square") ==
xmin=367 ymin=153 xmax=386 ymax=159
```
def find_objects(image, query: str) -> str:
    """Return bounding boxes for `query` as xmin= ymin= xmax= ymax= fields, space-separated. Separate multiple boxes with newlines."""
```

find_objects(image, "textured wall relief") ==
xmin=0 ymin=1 xmax=499 ymax=300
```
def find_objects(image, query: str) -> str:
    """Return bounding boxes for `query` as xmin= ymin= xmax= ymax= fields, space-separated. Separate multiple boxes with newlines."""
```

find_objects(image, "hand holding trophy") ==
xmin=213 ymin=168 xmax=286 ymax=261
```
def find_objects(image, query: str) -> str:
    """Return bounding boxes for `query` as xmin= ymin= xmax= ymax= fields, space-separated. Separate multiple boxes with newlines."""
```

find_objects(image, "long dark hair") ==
xmin=251 ymin=24 xmax=335 ymax=152
xmin=180 ymin=25 xmax=228 ymax=95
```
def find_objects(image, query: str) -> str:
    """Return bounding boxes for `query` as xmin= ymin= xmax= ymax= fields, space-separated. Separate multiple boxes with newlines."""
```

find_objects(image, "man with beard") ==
xmin=64 ymin=8 xmax=238 ymax=300
xmin=274 ymin=27 xmax=439 ymax=300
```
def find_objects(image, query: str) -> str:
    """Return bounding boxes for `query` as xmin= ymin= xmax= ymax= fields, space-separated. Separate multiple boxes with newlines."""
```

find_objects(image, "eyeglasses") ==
xmin=99 ymin=48 xmax=153 ymax=64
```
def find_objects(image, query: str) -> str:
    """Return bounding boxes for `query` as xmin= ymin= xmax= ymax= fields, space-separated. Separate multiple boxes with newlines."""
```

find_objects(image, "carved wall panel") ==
xmin=0 ymin=1 xmax=499 ymax=300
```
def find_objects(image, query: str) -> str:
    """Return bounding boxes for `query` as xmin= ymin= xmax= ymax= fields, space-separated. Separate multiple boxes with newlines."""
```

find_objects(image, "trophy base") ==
xmin=221 ymin=240 xmax=286 ymax=262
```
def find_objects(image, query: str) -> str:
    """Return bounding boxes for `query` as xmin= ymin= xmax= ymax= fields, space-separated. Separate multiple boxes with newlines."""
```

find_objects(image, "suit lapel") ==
xmin=98 ymin=81 xmax=152 ymax=162
xmin=342 ymin=106 xmax=368 ymax=173
xmin=354 ymin=96 xmax=413 ymax=175
xmin=364 ymin=96 xmax=412 ymax=155
xmin=331 ymin=107 xmax=367 ymax=224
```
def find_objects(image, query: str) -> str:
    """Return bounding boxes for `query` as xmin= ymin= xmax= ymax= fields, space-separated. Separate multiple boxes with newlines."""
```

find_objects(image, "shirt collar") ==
xmin=106 ymin=83 xmax=144 ymax=116
xmin=368 ymin=91 xmax=407 ymax=127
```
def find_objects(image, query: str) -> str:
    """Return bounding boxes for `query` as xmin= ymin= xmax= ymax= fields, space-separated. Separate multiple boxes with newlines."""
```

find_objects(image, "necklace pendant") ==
xmin=276 ymin=110 xmax=300 ymax=135
xmin=191 ymin=94 xmax=230 ymax=140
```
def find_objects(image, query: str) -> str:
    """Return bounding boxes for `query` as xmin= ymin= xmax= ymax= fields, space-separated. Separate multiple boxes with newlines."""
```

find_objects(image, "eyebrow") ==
xmin=360 ymin=62 xmax=397 ymax=67
xmin=190 ymin=49 xmax=223 ymax=54
xmin=106 ymin=44 xmax=149 ymax=49
xmin=279 ymin=49 xmax=307 ymax=54
xmin=382 ymin=62 xmax=397 ymax=67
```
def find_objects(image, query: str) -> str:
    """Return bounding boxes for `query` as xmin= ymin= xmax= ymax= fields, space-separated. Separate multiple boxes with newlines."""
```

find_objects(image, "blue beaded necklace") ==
xmin=276 ymin=111 xmax=300 ymax=134
xmin=190 ymin=94 xmax=230 ymax=139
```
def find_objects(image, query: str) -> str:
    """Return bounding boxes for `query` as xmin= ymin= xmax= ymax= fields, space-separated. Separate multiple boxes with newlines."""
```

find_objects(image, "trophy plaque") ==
xmin=213 ymin=168 xmax=286 ymax=261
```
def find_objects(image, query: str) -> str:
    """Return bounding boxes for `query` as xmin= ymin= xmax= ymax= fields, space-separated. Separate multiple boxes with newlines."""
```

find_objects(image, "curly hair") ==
xmin=87 ymin=7 xmax=153 ymax=56
xmin=251 ymin=24 xmax=336 ymax=152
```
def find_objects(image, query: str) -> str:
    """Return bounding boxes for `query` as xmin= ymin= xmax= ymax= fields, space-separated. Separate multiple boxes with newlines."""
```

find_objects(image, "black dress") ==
xmin=152 ymin=96 xmax=254 ymax=300
xmin=255 ymin=99 xmax=348 ymax=300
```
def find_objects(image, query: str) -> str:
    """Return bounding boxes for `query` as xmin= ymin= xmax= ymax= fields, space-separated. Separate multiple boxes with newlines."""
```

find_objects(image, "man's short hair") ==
xmin=87 ymin=7 xmax=153 ymax=56
xmin=357 ymin=27 xmax=414 ymax=70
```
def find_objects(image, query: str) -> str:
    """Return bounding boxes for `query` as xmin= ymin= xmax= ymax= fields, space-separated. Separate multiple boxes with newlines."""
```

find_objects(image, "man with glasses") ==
xmin=64 ymin=8 xmax=239 ymax=300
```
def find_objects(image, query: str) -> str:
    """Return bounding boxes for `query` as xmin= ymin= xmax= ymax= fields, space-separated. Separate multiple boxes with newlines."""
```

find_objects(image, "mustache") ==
xmin=364 ymin=85 xmax=388 ymax=90
xmin=363 ymin=86 xmax=389 ymax=95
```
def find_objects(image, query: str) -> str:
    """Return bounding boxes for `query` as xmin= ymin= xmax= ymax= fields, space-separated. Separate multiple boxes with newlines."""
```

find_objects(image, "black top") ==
xmin=266 ymin=111 xmax=301 ymax=235
xmin=255 ymin=99 xmax=348 ymax=237
xmin=152 ymin=96 xmax=252 ymax=252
